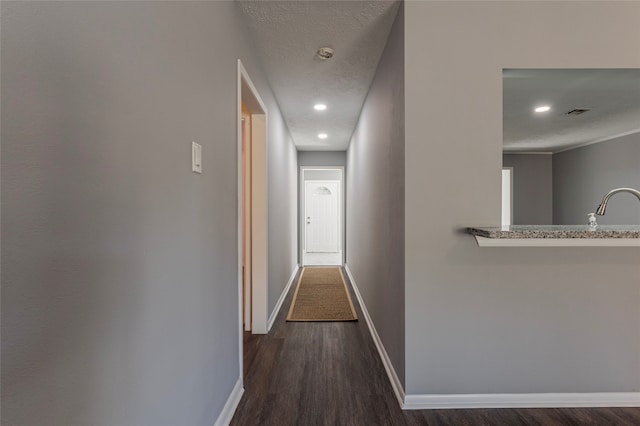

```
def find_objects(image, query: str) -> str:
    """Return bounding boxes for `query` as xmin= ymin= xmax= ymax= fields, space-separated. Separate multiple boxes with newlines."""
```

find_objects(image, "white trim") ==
xmin=267 ymin=265 xmax=299 ymax=331
xmin=237 ymin=60 xmax=268 ymax=113
xmin=501 ymin=167 xmax=513 ymax=227
xmin=474 ymin=236 xmax=640 ymax=247
xmin=344 ymin=264 xmax=405 ymax=408
xmin=236 ymin=60 xmax=244 ymax=384
xmin=403 ymin=392 xmax=640 ymax=410
xmin=241 ymin=105 xmax=252 ymax=333
xmin=213 ymin=377 xmax=244 ymax=426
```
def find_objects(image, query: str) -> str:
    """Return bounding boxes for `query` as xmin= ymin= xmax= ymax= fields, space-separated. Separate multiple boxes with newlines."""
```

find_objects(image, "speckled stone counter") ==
xmin=467 ymin=225 xmax=640 ymax=247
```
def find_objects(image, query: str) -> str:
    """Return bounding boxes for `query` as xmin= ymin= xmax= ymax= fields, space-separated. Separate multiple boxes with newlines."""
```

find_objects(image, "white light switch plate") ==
xmin=192 ymin=142 xmax=202 ymax=174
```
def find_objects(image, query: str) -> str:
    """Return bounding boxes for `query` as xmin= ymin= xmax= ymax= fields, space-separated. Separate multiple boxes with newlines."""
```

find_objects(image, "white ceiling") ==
xmin=236 ymin=6 xmax=639 ymax=154
xmin=504 ymin=69 xmax=640 ymax=153
xmin=237 ymin=0 xmax=400 ymax=151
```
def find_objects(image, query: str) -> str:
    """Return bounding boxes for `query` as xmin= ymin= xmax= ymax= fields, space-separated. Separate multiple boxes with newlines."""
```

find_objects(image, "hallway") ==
xmin=231 ymin=268 xmax=400 ymax=425
xmin=231 ymin=268 xmax=640 ymax=426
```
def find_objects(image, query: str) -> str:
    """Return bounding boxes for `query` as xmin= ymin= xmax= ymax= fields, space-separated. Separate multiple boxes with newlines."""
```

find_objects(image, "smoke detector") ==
xmin=317 ymin=47 xmax=334 ymax=60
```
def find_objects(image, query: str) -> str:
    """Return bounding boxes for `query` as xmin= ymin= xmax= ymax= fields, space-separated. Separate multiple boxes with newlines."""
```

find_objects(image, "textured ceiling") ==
xmin=504 ymin=69 xmax=640 ymax=153
xmin=237 ymin=0 xmax=400 ymax=151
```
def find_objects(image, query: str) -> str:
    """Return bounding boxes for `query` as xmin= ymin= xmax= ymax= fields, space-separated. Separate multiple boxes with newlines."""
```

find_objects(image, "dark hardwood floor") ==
xmin=231 ymin=268 xmax=640 ymax=425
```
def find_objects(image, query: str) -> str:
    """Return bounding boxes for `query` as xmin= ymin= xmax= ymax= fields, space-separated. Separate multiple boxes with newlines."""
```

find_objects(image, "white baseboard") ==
xmin=267 ymin=265 xmax=299 ymax=332
xmin=403 ymin=392 xmax=640 ymax=410
xmin=213 ymin=377 xmax=244 ymax=426
xmin=344 ymin=264 xmax=406 ymax=408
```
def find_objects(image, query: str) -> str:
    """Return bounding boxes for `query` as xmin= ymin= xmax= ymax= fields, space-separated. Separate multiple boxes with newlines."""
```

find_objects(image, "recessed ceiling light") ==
xmin=314 ymin=104 xmax=327 ymax=111
xmin=535 ymin=105 xmax=551 ymax=113
xmin=318 ymin=133 xmax=328 ymax=139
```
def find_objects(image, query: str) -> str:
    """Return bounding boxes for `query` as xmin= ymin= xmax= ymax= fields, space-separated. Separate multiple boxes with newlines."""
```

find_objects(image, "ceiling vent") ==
xmin=566 ymin=108 xmax=590 ymax=116
xmin=317 ymin=47 xmax=334 ymax=60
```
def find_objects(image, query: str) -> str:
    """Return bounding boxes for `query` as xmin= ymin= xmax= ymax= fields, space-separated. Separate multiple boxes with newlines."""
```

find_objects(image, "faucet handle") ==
xmin=587 ymin=213 xmax=598 ymax=228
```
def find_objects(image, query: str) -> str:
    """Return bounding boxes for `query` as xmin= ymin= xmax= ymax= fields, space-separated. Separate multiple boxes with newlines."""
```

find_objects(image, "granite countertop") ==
xmin=467 ymin=225 xmax=640 ymax=239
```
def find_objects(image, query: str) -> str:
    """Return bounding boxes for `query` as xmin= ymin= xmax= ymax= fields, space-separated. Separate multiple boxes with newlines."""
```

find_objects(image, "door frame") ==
xmin=237 ymin=59 xmax=269 ymax=386
xmin=299 ymin=166 xmax=345 ymax=265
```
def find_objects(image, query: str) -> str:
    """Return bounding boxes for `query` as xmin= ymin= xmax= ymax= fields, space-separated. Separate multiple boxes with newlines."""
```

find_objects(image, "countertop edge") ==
xmin=474 ymin=235 xmax=640 ymax=247
xmin=467 ymin=226 xmax=640 ymax=240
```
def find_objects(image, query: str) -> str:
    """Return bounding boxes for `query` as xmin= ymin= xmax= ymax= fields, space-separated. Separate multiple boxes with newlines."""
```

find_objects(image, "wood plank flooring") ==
xmin=231 ymin=268 xmax=640 ymax=425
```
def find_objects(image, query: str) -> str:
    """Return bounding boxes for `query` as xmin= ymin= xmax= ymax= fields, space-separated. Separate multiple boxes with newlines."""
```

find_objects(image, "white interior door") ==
xmin=305 ymin=181 xmax=339 ymax=253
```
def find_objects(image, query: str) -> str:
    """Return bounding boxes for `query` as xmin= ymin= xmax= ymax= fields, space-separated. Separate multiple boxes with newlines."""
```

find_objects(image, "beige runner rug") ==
xmin=286 ymin=267 xmax=358 ymax=322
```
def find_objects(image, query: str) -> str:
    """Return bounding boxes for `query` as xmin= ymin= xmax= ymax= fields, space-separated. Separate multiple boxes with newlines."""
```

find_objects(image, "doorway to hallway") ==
xmin=300 ymin=167 xmax=344 ymax=266
xmin=237 ymin=60 xmax=268 ymax=336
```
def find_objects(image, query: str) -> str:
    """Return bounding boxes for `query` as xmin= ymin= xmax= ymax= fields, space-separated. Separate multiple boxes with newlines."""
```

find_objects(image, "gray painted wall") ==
xmin=553 ymin=133 xmax=640 ymax=226
xmin=1 ymin=2 xmax=297 ymax=425
xmin=346 ymin=4 xmax=405 ymax=386
xmin=267 ymin=106 xmax=299 ymax=314
xmin=405 ymin=1 xmax=640 ymax=395
xmin=304 ymin=170 xmax=342 ymax=181
xmin=298 ymin=150 xmax=347 ymax=168
xmin=503 ymin=154 xmax=553 ymax=225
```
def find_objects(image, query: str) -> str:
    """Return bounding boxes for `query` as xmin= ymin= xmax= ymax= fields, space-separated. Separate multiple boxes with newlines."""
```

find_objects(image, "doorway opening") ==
xmin=237 ymin=59 xmax=269 ymax=371
xmin=300 ymin=167 xmax=344 ymax=266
